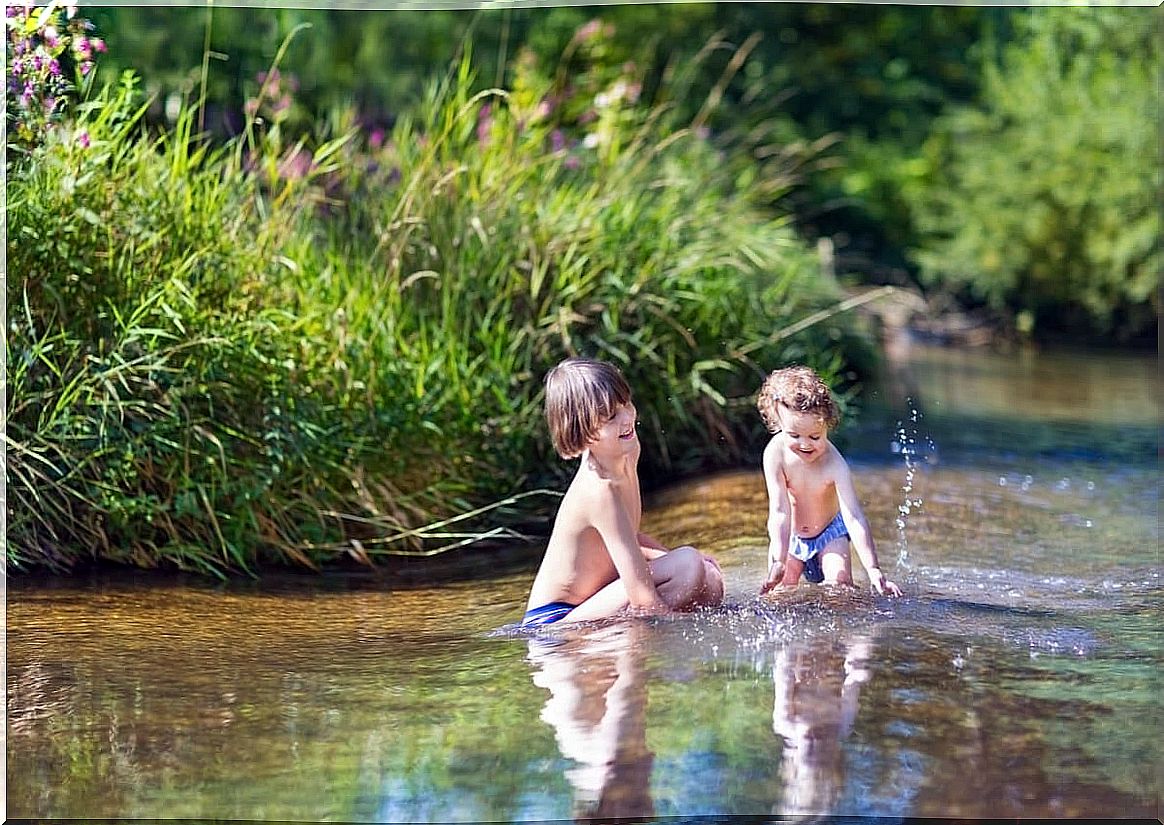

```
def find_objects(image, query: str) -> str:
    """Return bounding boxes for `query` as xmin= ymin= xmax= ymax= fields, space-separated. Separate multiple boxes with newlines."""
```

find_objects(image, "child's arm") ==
xmin=593 ymin=486 xmax=669 ymax=614
xmin=835 ymin=461 xmax=903 ymax=597
xmin=760 ymin=439 xmax=792 ymax=593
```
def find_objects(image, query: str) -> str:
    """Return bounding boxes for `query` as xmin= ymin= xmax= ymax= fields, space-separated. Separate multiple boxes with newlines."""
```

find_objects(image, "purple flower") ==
xmin=77 ymin=130 xmax=89 ymax=148
xmin=476 ymin=102 xmax=492 ymax=145
xmin=11 ymin=58 xmax=23 ymax=75
xmin=368 ymin=128 xmax=385 ymax=149
xmin=550 ymin=129 xmax=565 ymax=153
xmin=79 ymin=60 xmax=91 ymax=76
xmin=48 ymin=58 xmax=60 ymax=76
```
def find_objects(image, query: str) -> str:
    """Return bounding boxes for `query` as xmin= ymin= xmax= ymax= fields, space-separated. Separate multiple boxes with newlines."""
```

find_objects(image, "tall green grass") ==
xmin=7 ymin=57 xmax=875 ymax=576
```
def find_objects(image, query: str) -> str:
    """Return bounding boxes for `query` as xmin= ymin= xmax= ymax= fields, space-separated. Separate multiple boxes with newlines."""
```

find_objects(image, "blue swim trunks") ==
xmin=790 ymin=511 xmax=849 ymax=584
xmin=521 ymin=601 xmax=577 ymax=627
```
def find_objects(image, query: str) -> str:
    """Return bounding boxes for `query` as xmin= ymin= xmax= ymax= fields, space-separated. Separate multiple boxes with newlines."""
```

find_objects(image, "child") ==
xmin=522 ymin=357 xmax=724 ymax=626
xmin=757 ymin=365 xmax=902 ymax=596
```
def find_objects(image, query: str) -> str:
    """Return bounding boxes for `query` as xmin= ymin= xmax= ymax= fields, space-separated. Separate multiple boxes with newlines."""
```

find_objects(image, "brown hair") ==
xmin=757 ymin=365 xmax=840 ymax=433
xmin=544 ymin=357 xmax=633 ymax=458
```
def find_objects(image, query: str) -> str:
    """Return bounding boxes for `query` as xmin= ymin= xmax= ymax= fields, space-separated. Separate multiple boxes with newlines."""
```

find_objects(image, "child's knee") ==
xmin=669 ymin=545 xmax=708 ymax=593
xmin=670 ymin=544 xmax=702 ymax=568
xmin=825 ymin=569 xmax=853 ymax=586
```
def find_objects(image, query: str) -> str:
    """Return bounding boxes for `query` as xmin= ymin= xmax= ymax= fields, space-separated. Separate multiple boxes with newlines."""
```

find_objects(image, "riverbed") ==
xmin=7 ymin=341 xmax=1160 ymax=820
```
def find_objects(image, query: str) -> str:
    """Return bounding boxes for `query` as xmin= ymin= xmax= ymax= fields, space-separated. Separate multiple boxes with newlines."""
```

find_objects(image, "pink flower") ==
xmin=77 ymin=130 xmax=89 ymax=148
xmin=574 ymin=20 xmax=601 ymax=43
xmin=368 ymin=128 xmax=385 ymax=149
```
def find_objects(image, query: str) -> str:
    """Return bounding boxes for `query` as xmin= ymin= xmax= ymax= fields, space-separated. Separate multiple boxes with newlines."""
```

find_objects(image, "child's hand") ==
xmin=760 ymin=560 xmax=786 ymax=594
xmin=624 ymin=600 xmax=670 ymax=619
xmin=868 ymin=568 xmax=903 ymax=597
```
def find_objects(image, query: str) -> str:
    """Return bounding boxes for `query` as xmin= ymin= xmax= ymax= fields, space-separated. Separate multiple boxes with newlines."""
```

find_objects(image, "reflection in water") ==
xmin=770 ymin=631 xmax=874 ymax=819
xmin=7 ymin=345 xmax=1159 ymax=821
xmin=527 ymin=623 xmax=653 ymax=823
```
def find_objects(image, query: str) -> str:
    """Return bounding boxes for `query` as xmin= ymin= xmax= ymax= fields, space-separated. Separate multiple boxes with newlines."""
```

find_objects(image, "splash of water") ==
xmin=890 ymin=401 xmax=931 ymax=571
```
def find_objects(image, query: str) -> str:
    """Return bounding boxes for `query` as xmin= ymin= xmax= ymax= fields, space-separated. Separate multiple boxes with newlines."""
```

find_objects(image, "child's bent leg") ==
xmin=699 ymin=553 xmax=725 ymax=605
xmin=781 ymin=557 xmax=806 ymax=586
xmin=652 ymin=545 xmax=722 ymax=609
xmin=820 ymin=538 xmax=854 ymax=585
xmin=562 ymin=545 xmax=722 ymax=623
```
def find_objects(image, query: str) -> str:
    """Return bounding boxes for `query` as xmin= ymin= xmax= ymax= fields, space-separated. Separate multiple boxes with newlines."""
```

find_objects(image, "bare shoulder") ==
xmin=761 ymin=436 xmax=785 ymax=472
xmin=823 ymin=441 xmax=853 ymax=480
xmin=563 ymin=470 xmax=621 ymax=526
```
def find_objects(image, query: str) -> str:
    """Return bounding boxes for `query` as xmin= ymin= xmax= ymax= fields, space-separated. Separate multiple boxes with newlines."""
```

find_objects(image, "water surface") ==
xmin=7 ymin=342 xmax=1160 ymax=820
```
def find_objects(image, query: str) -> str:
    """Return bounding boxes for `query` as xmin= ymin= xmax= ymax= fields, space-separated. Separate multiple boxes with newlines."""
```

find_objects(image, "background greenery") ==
xmin=6 ymin=4 xmax=1159 ymax=575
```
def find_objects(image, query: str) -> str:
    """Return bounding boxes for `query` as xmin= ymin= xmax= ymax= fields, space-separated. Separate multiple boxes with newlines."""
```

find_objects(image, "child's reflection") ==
xmin=527 ymin=622 xmax=653 ymax=823
xmin=770 ymin=631 xmax=875 ymax=818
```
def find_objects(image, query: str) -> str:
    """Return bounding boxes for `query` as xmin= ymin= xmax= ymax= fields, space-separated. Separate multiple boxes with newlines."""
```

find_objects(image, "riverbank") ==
xmin=7 ymin=52 xmax=879 ymax=578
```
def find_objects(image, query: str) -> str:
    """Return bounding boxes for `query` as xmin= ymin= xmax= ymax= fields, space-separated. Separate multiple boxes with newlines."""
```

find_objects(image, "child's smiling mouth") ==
xmin=619 ymin=426 xmax=636 ymax=439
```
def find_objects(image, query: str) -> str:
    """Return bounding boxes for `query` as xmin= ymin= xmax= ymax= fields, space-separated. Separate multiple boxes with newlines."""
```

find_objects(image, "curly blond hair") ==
xmin=757 ymin=365 xmax=840 ymax=433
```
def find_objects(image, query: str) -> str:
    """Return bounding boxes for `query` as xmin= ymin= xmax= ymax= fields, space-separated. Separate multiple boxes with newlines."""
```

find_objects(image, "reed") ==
xmin=7 ymin=50 xmax=875 ymax=575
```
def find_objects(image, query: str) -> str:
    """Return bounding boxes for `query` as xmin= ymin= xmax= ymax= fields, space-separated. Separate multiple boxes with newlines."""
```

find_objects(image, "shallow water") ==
xmin=7 ymin=342 xmax=1161 ymax=820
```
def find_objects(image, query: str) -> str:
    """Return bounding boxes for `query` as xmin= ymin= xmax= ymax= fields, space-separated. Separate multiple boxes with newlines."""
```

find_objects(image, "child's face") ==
xmin=588 ymin=401 xmax=638 ymax=454
xmin=777 ymin=405 xmax=829 ymax=462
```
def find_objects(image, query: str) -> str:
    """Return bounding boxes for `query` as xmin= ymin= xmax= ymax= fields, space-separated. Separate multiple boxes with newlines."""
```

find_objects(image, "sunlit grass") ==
xmin=7 ymin=56 xmax=874 ymax=575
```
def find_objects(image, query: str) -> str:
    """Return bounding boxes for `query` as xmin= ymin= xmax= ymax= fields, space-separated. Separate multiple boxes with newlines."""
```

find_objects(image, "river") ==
xmin=7 ymin=340 xmax=1160 ymax=820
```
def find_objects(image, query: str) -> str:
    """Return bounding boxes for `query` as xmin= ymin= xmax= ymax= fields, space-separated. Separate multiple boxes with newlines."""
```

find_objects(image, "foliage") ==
xmin=5 ymin=1 xmax=105 ymax=153
xmin=7 ymin=26 xmax=874 ymax=575
xmin=908 ymin=8 xmax=1160 ymax=342
xmin=6 ymin=73 xmax=354 ymax=574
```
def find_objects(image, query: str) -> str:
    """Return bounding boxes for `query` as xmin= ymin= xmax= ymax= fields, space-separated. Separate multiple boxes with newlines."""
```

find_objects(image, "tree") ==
xmin=909 ymin=7 xmax=1160 ymax=342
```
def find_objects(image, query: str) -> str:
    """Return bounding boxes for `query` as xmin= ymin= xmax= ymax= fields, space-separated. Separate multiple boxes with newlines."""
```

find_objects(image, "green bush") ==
xmin=7 ymin=48 xmax=874 ymax=575
xmin=908 ymin=8 xmax=1160 ymax=341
